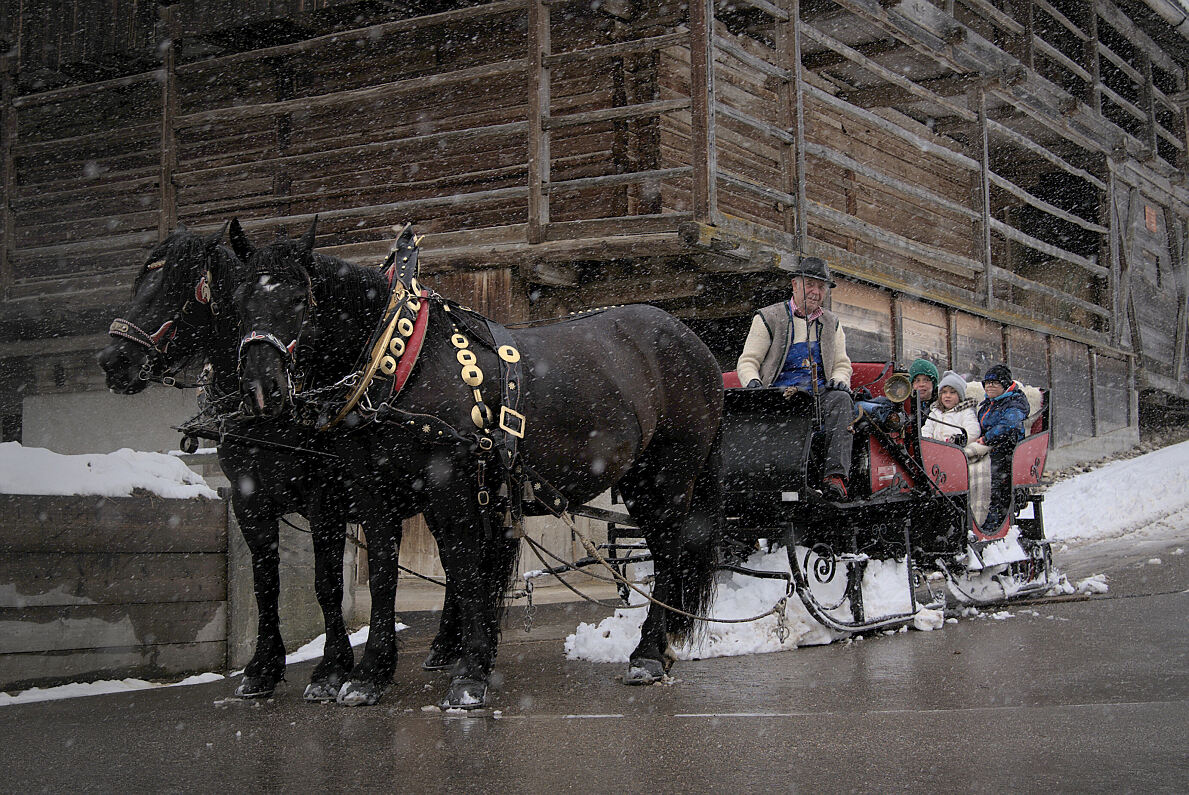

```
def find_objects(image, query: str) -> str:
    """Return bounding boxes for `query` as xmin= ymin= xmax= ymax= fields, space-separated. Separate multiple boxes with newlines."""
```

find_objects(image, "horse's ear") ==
xmin=176 ymin=222 xmax=188 ymax=233
xmin=300 ymin=215 xmax=319 ymax=254
xmin=229 ymin=218 xmax=254 ymax=262
xmin=207 ymin=220 xmax=230 ymax=247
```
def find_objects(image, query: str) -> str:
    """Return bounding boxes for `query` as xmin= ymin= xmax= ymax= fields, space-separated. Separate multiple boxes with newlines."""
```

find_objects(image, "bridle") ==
xmin=108 ymin=260 xmax=217 ymax=386
xmin=236 ymin=267 xmax=317 ymax=406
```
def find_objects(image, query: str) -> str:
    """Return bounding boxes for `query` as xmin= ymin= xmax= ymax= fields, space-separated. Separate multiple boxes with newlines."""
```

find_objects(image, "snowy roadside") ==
xmin=3 ymin=440 xmax=1188 ymax=704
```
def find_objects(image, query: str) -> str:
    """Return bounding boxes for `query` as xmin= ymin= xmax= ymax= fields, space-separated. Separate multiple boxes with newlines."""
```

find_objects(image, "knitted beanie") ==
xmin=938 ymin=369 xmax=967 ymax=396
xmin=908 ymin=358 xmax=940 ymax=389
xmin=982 ymin=363 xmax=1013 ymax=388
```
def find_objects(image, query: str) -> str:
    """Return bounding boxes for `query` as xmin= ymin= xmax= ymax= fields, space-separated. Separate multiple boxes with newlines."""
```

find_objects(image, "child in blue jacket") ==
xmin=976 ymin=364 xmax=1031 ymax=531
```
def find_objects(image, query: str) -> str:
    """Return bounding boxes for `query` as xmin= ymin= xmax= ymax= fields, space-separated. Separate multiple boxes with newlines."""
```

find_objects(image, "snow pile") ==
xmin=0 ymin=442 xmax=216 ymax=499
xmin=0 ymin=673 xmax=226 ymax=707
xmin=565 ymin=552 xmax=919 ymax=663
xmin=1044 ymin=439 xmax=1189 ymax=543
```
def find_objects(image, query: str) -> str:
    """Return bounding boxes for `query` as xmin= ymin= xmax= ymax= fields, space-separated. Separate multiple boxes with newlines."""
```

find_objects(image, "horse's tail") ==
xmin=668 ymin=419 xmax=724 ymax=643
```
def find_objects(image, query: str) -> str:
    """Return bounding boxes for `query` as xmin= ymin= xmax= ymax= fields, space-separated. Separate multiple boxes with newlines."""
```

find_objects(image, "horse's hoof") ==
xmin=336 ymin=680 xmax=387 ymax=707
xmin=623 ymin=657 xmax=666 ymax=685
xmin=303 ymin=674 xmax=346 ymax=703
xmin=235 ymin=673 xmax=282 ymax=699
xmin=422 ymin=650 xmax=459 ymax=672
xmin=440 ymin=677 xmax=488 ymax=710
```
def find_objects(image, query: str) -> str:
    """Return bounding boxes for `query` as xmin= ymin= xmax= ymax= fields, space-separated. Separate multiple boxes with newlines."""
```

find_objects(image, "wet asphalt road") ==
xmin=2 ymin=529 xmax=1186 ymax=793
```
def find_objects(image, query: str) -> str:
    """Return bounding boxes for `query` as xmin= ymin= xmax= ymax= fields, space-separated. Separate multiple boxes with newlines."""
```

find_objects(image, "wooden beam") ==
xmin=713 ymin=34 xmax=789 ymax=80
xmin=1031 ymin=35 xmax=1092 ymax=83
xmin=804 ymin=82 xmax=979 ymax=171
xmin=985 ymin=117 xmax=1107 ymax=190
xmin=1167 ymin=209 xmax=1188 ymax=383
xmin=975 ymin=87 xmax=994 ymax=307
xmin=716 ymin=101 xmax=794 ymax=144
xmin=891 ymin=293 xmax=904 ymax=363
xmin=718 ymin=170 xmax=797 ymax=206
xmin=791 ymin=0 xmax=807 ymax=247
xmin=1033 ymin=0 xmax=1089 ymax=42
xmin=775 ymin=0 xmax=796 ymax=237
xmin=544 ymin=32 xmax=687 ymax=66
xmin=1094 ymin=0 xmax=1181 ymax=75
xmin=689 ymin=0 xmax=717 ymax=223
xmin=1085 ymin=0 xmax=1102 ymax=115
xmin=174 ymin=1 xmax=529 ymax=75
xmin=803 ymin=35 xmax=897 ymax=68
xmin=989 ymin=218 xmax=1107 ymax=276
xmin=1 ymin=47 xmax=15 ymax=300
xmin=987 ymin=172 xmax=1108 ymax=234
xmin=528 ymin=0 xmax=550 ymax=244
xmin=176 ymin=59 xmax=530 ymax=128
xmin=836 ymin=72 xmax=984 ymax=112
xmin=545 ymin=167 xmax=693 ymax=195
xmin=807 ymin=200 xmax=984 ymax=278
xmin=158 ymin=5 xmax=178 ymax=238
xmin=12 ymin=69 xmax=161 ymax=108
xmin=990 ymin=265 xmax=1112 ymax=318
xmin=727 ymin=0 xmax=790 ymax=22
xmin=542 ymin=98 xmax=690 ymax=129
xmin=801 ymin=23 xmax=977 ymax=122
xmin=804 ymin=140 xmax=980 ymax=220
xmin=1089 ymin=347 xmax=1100 ymax=436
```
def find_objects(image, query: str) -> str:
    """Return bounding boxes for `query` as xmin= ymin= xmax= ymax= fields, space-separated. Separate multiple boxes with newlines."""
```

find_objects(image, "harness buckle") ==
xmin=477 ymin=489 xmax=490 ymax=506
xmin=478 ymin=436 xmax=494 ymax=451
xmin=498 ymin=406 xmax=526 ymax=439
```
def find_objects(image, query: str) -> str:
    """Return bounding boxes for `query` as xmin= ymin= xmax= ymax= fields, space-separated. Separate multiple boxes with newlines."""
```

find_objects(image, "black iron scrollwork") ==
xmin=1030 ymin=457 xmax=1041 ymax=481
xmin=806 ymin=543 xmax=838 ymax=584
xmin=930 ymin=464 xmax=947 ymax=485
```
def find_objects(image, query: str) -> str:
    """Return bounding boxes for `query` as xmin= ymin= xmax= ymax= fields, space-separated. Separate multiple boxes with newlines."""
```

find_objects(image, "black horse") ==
xmin=96 ymin=224 xmax=356 ymax=701
xmin=234 ymin=219 xmax=724 ymax=708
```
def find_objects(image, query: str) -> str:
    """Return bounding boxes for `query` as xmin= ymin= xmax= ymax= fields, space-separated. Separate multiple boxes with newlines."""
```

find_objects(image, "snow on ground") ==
xmin=0 ymin=442 xmax=217 ymax=499
xmin=565 ymin=439 xmax=1189 ymax=663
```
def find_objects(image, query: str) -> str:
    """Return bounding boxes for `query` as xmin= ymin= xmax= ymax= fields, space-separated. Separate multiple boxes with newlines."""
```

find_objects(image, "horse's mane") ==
xmin=132 ymin=228 xmax=240 ymax=302
xmin=249 ymin=238 xmax=386 ymax=322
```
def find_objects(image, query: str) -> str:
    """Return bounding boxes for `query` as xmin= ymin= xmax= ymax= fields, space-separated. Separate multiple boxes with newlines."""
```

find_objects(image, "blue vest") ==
xmin=773 ymin=329 xmax=825 ymax=390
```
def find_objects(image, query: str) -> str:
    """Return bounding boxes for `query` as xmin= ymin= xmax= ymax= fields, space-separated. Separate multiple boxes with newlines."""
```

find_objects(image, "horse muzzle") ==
xmin=97 ymin=344 xmax=150 ymax=394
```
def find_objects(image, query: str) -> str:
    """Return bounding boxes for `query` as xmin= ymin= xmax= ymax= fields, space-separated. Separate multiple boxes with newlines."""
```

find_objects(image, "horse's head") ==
xmin=235 ymin=218 xmax=319 ymax=418
xmin=98 ymin=223 xmax=239 ymax=394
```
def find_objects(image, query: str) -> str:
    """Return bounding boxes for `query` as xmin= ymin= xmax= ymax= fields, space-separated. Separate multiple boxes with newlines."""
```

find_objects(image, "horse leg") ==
xmin=338 ymin=510 xmax=401 ymax=706
xmin=233 ymin=501 xmax=287 ymax=698
xmin=440 ymin=505 xmax=518 ymax=709
xmin=618 ymin=436 xmax=721 ymax=685
xmin=303 ymin=508 xmax=353 ymax=702
xmin=421 ymin=510 xmax=463 ymax=672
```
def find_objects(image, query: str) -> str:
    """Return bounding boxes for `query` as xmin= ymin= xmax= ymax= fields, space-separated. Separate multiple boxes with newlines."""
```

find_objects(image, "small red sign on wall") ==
xmin=1145 ymin=204 xmax=1158 ymax=233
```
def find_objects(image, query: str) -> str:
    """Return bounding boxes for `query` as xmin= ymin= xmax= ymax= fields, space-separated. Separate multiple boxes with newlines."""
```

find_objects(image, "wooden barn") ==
xmin=0 ymin=0 xmax=1186 ymax=463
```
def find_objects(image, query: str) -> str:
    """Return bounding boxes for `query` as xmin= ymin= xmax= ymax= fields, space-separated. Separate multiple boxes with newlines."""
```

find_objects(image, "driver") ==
xmin=736 ymin=256 xmax=854 ymax=501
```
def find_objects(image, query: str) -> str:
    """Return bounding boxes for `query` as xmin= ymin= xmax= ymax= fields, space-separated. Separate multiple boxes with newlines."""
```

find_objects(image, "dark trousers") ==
xmin=819 ymin=389 xmax=854 ymax=480
xmin=983 ymin=441 xmax=1015 ymax=529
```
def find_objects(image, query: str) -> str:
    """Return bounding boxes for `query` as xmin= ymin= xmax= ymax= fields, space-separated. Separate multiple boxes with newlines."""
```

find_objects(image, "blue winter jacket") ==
xmin=977 ymin=383 xmax=1030 ymax=446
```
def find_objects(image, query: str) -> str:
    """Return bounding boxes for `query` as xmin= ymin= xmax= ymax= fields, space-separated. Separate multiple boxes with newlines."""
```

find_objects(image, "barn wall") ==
xmin=0 ymin=0 xmax=1184 ymax=463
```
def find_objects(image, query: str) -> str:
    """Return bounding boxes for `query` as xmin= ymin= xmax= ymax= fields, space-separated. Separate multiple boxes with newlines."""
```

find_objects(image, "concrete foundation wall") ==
xmin=23 ymin=387 xmax=200 ymax=454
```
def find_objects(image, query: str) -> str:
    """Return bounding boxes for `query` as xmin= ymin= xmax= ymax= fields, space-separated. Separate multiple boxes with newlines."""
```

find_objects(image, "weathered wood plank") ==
xmin=808 ymin=199 xmax=983 ymax=278
xmin=990 ymin=217 xmax=1107 ymax=276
